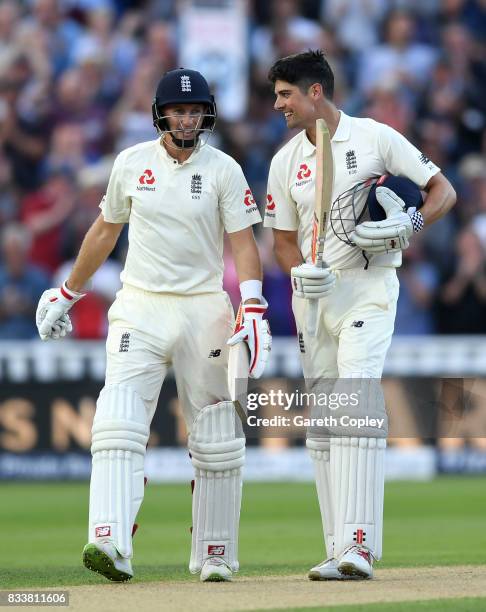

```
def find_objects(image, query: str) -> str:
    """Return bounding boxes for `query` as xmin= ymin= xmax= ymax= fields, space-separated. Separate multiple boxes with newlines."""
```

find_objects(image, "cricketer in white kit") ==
xmin=35 ymin=68 xmax=271 ymax=583
xmin=265 ymin=51 xmax=455 ymax=579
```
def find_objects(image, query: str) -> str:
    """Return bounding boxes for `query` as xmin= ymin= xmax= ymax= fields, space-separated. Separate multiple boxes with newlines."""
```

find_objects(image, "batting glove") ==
xmin=351 ymin=186 xmax=422 ymax=254
xmin=291 ymin=263 xmax=336 ymax=299
xmin=36 ymin=282 xmax=85 ymax=341
xmin=227 ymin=299 xmax=272 ymax=379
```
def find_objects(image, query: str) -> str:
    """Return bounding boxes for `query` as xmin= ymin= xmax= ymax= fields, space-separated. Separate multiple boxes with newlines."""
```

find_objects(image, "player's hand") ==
xmin=36 ymin=282 xmax=85 ymax=341
xmin=351 ymin=186 xmax=414 ymax=254
xmin=227 ymin=299 xmax=272 ymax=379
xmin=291 ymin=263 xmax=336 ymax=299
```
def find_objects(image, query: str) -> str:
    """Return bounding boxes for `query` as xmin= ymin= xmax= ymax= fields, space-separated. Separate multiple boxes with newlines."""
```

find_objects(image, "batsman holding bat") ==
xmin=35 ymin=68 xmax=271 ymax=583
xmin=265 ymin=51 xmax=455 ymax=580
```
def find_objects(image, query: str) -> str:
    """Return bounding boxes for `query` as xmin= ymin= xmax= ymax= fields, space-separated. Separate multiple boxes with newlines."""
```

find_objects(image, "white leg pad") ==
xmin=306 ymin=438 xmax=334 ymax=558
xmin=89 ymin=385 xmax=149 ymax=559
xmin=331 ymin=437 xmax=386 ymax=559
xmin=188 ymin=401 xmax=245 ymax=574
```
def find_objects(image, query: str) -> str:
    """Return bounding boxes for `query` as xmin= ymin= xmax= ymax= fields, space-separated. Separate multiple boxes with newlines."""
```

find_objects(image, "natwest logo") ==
xmin=139 ymin=169 xmax=155 ymax=185
xmin=244 ymin=188 xmax=257 ymax=214
xmin=244 ymin=188 xmax=255 ymax=207
xmin=296 ymin=163 xmax=311 ymax=181
xmin=137 ymin=169 xmax=156 ymax=191
xmin=266 ymin=194 xmax=276 ymax=211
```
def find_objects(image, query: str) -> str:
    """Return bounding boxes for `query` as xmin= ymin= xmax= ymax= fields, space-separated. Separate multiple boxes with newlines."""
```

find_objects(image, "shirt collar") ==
xmin=333 ymin=111 xmax=351 ymax=142
xmin=158 ymin=137 xmax=202 ymax=166
xmin=302 ymin=110 xmax=351 ymax=157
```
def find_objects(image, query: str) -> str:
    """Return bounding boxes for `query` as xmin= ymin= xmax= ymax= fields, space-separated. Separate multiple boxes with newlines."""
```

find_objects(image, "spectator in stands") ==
xmin=395 ymin=236 xmax=439 ymax=335
xmin=44 ymin=123 xmax=88 ymax=175
xmin=21 ymin=169 xmax=76 ymax=274
xmin=0 ymin=1 xmax=21 ymax=68
xmin=0 ymin=151 xmax=16 ymax=225
xmin=435 ymin=226 xmax=486 ymax=334
xmin=0 ymin=223 xmax=50 ymax=339
xmin=17 ymin=0 xmax=82 ymax=77
xmin=140 ymin=22 xmax=176 ymax=76
xmin=322 ymin=0 xmax=385 ymax=53
xmin=108 ymin=57 xmax=158 ymax=152
xmin=0 ymin=56 xmax=49 ymax=193
xmin=71 ymin=7 xmax=139 ymax=82
xmin=52 ymin=67 xmax=109 ymax=161
xmin=251 ymin=0 xmax=323 ymax=76
xmin=358 ymin=9 xmax=438 ymax=98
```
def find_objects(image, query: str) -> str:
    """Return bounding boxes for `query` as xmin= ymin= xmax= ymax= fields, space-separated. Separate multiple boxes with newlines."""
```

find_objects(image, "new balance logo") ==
xmin=181 ymin=75 xmax=191 ymax=91
xmin=298 ymin=332 xmax=305 ymax=354
xmin=208 ymin=349 xmax=221 ymax=358
xmin=191 ymin=173 xmax=202 ymax=194
xmin=351 ymin=321 xmax=364 ymax=328
xmin=119 ymin=332 xmax=130 ymax=352
xmin=346 ymin=150 xmax=357 ymax=174
xmin=419 ymin=152 xmax=430 ymax=165
xmin=208 ymin=545 xmax=225 ymax=556
xmin=95 ymin=526 xmax=111 ymax=538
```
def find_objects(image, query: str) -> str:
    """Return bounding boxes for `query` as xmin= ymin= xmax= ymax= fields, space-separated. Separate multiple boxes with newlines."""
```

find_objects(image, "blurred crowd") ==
xmin=0 ymin=0 xmax=485 ymax=339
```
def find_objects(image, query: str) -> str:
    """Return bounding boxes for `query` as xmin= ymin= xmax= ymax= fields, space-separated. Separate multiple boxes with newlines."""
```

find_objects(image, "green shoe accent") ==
xmin=82 ymin=544 xmax=132 ymax=582
xmin=204 ymin=574 xmax=231 ymax=582
xmin=203 ymin=572 xmax=230 ymax=582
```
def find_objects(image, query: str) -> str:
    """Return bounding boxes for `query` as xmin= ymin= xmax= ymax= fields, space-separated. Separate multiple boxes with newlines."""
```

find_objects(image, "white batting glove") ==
xmin=351 ymin=186 xmax=417 ymax=254
xmin=227 ymin=299 xmax=272 ymax=379
xmin=36 ymin=282 xmax=85 ymax=341
xmin=291 ymin=263 xmax=336 ymax=299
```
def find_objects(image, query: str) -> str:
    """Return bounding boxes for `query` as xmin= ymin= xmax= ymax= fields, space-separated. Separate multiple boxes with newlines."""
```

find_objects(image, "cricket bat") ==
xmin=307 ymin=118 xmax=334 ymax=337
xmin=227 ymin=303 xmax=250 ymax=422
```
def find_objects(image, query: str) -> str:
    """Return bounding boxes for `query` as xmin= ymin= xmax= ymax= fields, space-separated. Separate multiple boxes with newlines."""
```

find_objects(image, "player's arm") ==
xmin=67 ymin=214 xmax=124 ymax=292
xmin=35 ymin=213 xmax=124 ymax=341
xmin=226 ymin=225 xmax=271 ymax=378
xmin=227 ymin=226 xmax=262 ymax=300
xmin=352 ymin=124 xmax=456 ymax=253
xmin=419 ymin=172 xmax=456 ymax=226
xmin=272 ymin=228 xmax=303 ymax=275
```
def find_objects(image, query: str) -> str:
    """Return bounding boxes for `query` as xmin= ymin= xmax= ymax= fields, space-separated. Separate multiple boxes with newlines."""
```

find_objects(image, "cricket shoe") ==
xmin=308 ymin=557 xmax=359 ymax=581
xmin=82 ymin=541 xmax=133 ymax=582
xmin=337 ymin=545 xmax=374 ymax=579
xmin=200 ymin=557 xmax=232 ymax=582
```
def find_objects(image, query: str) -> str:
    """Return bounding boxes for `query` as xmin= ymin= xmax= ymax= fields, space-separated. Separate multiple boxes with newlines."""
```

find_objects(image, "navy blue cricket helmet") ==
xmin=152 ymin=68 xmax=217 ymax=134
xmin=367 ymin=175 xmax=423 ymax=221
xmin=331 ymin=174 xmax=424 ymax=246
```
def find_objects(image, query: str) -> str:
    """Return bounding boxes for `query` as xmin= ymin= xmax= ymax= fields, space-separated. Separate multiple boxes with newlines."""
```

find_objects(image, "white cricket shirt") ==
xmin=100 ymin=139 xmax=261 ymax=294
xmin=264 ymin=111 xmax=440 ymax=269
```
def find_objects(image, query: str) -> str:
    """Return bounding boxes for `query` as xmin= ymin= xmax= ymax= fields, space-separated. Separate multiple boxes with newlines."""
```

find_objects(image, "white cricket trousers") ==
xmin=292 ymin=267 xmax=399 ymax=379
xmin=104 ymin=283 xmax=235 ymax=428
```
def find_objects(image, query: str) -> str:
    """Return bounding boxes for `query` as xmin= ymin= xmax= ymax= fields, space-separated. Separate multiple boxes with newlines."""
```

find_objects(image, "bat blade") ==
xmin=227 ymin=303 xmax=249 ymax=422
xmin=227 ymin=341 xmax=250 ymax=422
xmin=307 ymin=118 xmax=334 ymax=336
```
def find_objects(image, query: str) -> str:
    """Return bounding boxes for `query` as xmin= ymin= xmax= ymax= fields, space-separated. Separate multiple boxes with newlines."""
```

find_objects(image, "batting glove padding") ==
xmin=227 ymin=299 xmax=272 ymax=379
xmin=351 ymin=186 xmax=414 ymax=254
xmin=291 ymin=263 xmax=336 ymax=300
xmin=36 ymin=282 xmax=85 ymax=341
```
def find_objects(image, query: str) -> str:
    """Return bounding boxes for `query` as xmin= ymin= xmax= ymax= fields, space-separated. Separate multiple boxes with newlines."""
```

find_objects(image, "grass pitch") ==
xmin=0 ymin=477 xmax=485 ymax=610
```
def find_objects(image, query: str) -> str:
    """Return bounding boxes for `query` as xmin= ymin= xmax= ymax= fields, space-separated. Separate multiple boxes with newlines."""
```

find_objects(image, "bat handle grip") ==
xmin=306 ymin=260 xmax=328 ymax=337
